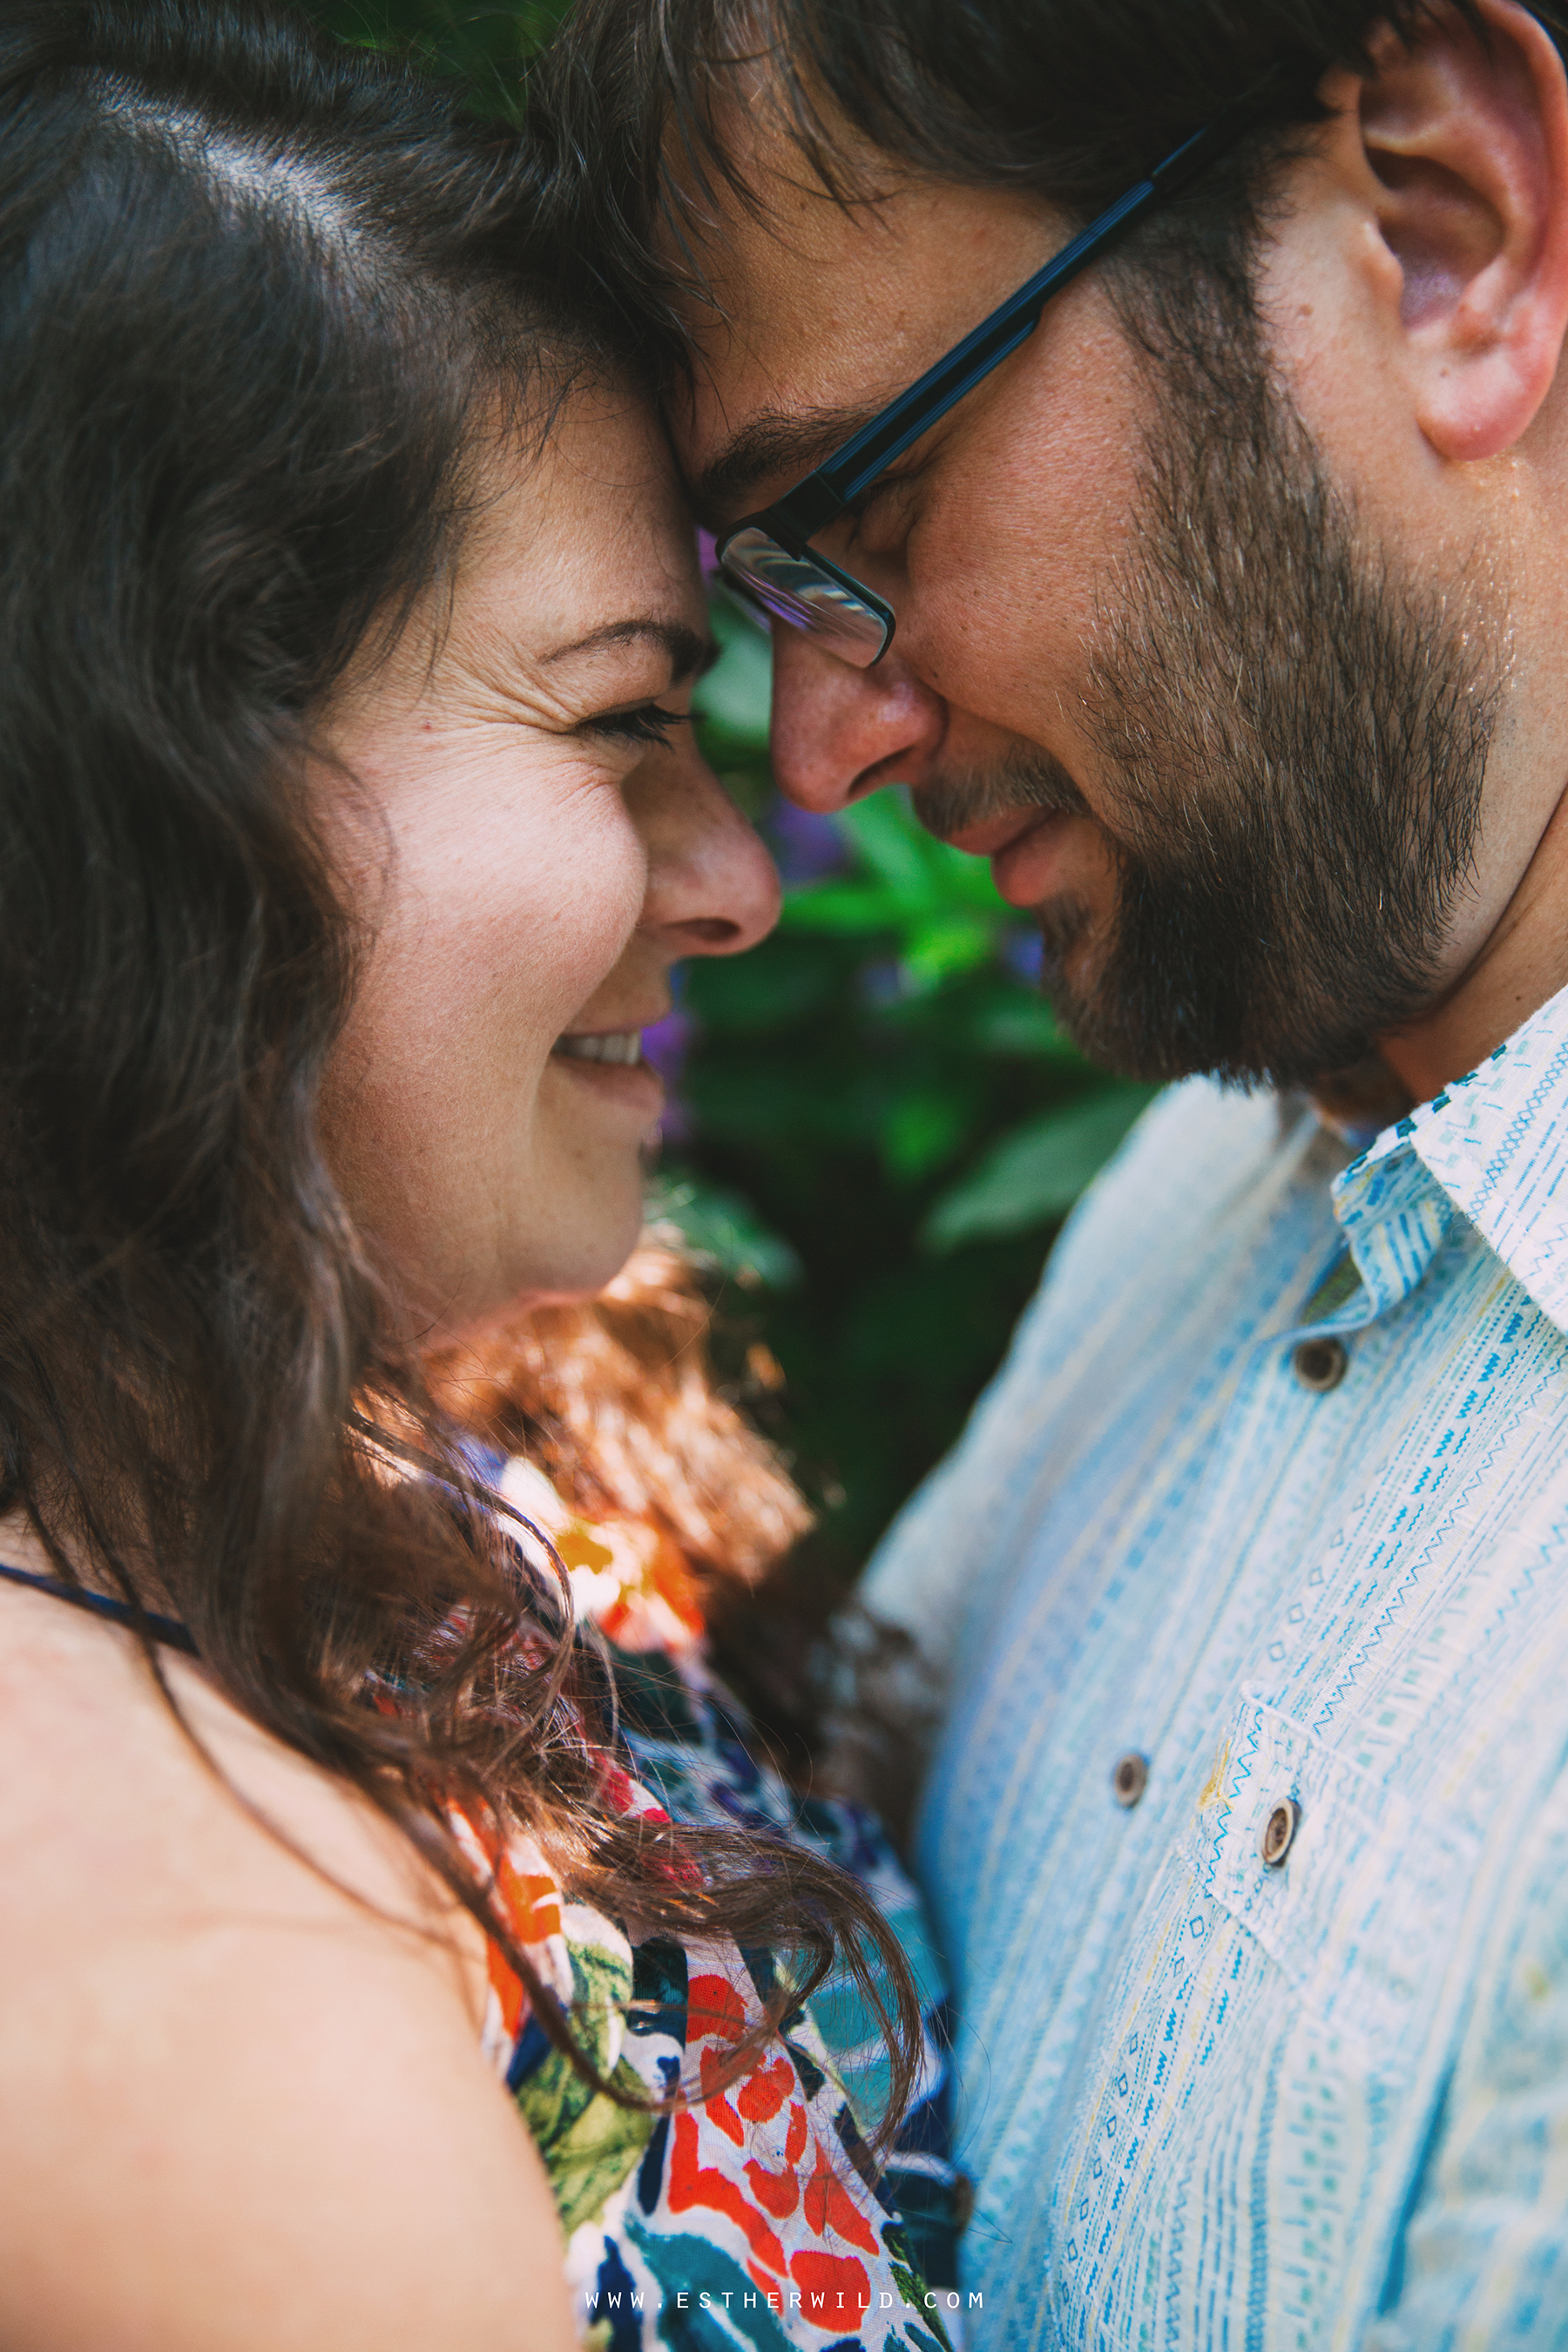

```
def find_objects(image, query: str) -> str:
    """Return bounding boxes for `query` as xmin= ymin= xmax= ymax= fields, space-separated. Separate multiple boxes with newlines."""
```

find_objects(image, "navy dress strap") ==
xmin=0 ymin=1560 xmax=198 ymax=1654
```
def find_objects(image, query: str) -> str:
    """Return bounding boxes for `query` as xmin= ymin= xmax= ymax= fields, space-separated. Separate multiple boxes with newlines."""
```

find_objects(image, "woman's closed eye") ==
xmin=585 ymin=702 xmax=693 ymax=747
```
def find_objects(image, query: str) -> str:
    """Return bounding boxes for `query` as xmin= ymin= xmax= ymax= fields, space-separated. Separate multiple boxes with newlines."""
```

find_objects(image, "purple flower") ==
xmin=768 ymin=795 xmax=848 ymax=885
xmin=642 ymin=1006 xmax=695 ymax=1144
xmin=859 ymin=958 xmax=909 ymax=1009
xmin=1003 ymin=926 xmax=1044 ymax=983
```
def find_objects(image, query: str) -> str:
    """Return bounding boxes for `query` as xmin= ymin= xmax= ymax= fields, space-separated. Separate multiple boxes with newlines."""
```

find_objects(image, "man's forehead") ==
xmin=666 ymin=139 xmax=1066 ymax=518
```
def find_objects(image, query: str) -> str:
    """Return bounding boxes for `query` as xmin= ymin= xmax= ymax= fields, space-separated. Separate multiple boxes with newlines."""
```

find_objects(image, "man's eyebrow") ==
xmin=544 ymin=618 xmax=717 ymax=681
xmin=693 ymin=404 xmax=880 ymax=522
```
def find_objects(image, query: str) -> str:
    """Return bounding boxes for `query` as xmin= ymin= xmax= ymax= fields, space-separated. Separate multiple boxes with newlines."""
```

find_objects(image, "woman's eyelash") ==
xmin=590 ymin=704 xmax=692 ymax=747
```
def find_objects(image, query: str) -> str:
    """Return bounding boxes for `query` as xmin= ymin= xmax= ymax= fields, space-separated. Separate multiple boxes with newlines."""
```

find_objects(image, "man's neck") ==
xmin=1379 ymin=776 xmax=1568 ymax=1104
xmin=1307 ymin=1053 xmax=1414 ymax=1149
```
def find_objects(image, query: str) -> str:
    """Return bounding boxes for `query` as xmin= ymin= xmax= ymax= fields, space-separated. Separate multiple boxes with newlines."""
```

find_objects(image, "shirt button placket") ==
xmin=1293 ymin=1335 xmax=1348 ymax=1392
xmin=1260 ymin=1797 xmax=1301 ymax=1868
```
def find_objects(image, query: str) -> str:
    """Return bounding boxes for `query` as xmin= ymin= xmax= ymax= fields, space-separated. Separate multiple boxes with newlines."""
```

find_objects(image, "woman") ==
xmin=0 ymin=5 xmax=959 ymax=2347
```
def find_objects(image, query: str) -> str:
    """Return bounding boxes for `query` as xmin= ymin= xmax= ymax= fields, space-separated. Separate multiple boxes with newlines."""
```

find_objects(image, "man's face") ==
xmin=669 ymin=110 xmax=1511 ymax=1088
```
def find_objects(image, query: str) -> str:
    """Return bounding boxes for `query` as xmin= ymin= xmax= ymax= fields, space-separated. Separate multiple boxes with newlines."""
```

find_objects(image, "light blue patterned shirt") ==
xmin=861 ymin=977 xmax=1568 ymax=2348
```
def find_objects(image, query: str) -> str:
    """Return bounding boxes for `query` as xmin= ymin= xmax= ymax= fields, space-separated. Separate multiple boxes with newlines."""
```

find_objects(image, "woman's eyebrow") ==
xmin=544 ymin=618 xmax=718 ymax=681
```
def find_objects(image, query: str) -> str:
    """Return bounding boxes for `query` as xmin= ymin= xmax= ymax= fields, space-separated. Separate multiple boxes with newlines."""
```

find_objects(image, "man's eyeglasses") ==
xmin=716 ymin=77 xmax=1288 ymax=668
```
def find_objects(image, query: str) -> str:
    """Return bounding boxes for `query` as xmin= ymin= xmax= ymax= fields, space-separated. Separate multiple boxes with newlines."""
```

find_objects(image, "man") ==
xmin=546 ymin=2 xmax=1568 ymax=2340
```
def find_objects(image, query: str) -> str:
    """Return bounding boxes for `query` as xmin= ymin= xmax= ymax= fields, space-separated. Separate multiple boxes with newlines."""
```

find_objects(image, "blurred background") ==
xmin=299 ymin=1 xmax=1151 ymax=1619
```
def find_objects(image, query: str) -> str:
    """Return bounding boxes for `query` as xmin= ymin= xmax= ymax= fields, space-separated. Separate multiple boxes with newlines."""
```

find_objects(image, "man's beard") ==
xmin=916 ymin=313 xmax=1504 ymax=1092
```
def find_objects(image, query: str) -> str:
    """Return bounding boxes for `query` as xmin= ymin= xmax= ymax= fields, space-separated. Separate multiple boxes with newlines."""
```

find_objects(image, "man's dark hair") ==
xmin=536 ymin=0 xmax=1568 ymax=370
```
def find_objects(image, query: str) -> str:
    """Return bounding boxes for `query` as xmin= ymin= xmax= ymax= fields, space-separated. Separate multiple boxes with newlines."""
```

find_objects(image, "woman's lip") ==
xmin=547 ymin=1054 xmax=665 ymax=1113
xmin=555 ymin=1012 xmax=670 ymax=1045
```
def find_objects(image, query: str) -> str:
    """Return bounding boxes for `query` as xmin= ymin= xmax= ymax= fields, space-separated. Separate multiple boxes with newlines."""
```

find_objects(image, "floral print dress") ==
xmin=474 ymin=1455 xmax=966 ymax=2351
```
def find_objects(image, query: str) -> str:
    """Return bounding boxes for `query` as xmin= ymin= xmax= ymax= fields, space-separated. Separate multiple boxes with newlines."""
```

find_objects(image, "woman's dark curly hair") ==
xmin=0 ymin=0 xmax=918 ymax=2123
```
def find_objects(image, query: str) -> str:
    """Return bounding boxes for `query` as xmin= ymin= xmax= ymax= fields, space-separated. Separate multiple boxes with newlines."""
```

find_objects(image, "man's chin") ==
xmin=1039 ymin=920 xmax=1245 ymax=1087
xmin=1048 ymin=961 xmax=1402 ymax=1096
xmin=1044 ymin=980 xmax=1191 ymax=1085
xmin=1032 ymin=905 xmax=1177 ymax=1081
xmin=1032 ymin=897 xmax=1411 ymax=1092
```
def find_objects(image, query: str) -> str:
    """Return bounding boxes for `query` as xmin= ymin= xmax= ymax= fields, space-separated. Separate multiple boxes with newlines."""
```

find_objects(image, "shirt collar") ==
xmin=1330 ymin=977 xmax=1568 ymax=1335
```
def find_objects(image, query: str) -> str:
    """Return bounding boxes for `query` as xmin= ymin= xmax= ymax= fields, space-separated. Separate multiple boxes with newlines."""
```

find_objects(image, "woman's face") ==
xmin=317 ymin=382 xmax=778 ymax=1335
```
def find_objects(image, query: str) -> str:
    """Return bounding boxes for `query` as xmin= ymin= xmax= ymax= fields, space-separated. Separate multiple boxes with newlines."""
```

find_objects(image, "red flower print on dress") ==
xmin=790 ymin=2250 xmax=874 ymax=2329
xmin=803 ymin=2139 xmax=881 ymax=2259
xmin=669 ymin=2110 xmax=789 ymax=2273
xmin=738 ymin=2056 xmax=794 ymax=2124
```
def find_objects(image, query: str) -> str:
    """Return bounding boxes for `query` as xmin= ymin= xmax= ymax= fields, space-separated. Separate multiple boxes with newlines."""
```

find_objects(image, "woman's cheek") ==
xmin=449 ymin=825 xmax=645 ymax=1049
xmin=531 ymin=828 xmax=650 ymax=1010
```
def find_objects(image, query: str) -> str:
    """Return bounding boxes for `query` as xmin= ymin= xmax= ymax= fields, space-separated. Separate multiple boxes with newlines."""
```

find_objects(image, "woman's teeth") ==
xmin=554 ymin=1030 xmax=645 ymax=1066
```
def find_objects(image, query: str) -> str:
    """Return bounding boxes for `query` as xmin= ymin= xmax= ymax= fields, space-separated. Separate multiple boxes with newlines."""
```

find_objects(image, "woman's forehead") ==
xmin=460 ymin=393 xmax=708 ymax=653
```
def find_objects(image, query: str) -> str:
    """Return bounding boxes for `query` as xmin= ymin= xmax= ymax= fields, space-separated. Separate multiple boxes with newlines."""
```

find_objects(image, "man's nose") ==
xmin=769 ymin=623 xmax=946 ymax=814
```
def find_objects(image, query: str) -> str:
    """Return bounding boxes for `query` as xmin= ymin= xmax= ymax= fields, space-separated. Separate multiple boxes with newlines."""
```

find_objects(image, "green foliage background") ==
xmin=294 ymin=0 xmax=1148 ymax=1586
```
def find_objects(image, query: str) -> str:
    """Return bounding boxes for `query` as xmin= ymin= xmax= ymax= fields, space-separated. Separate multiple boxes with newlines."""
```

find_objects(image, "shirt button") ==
xmin=1293 ymin=1336 xmax=1348 ymax=1392
xmin=1112 ymin=1751 xmax=1149 ymax=1808
xmin=1260 ymin=1797 xmax=1300 ymax=1868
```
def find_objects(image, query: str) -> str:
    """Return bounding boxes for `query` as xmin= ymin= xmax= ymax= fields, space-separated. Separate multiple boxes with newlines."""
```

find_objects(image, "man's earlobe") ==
xmin=1357 ymin=0 xmax=1568 ymax=460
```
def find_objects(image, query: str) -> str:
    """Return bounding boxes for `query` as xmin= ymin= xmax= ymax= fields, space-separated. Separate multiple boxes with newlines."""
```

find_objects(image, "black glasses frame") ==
xmin=715 ymin=72 xmax=1290 ymax=666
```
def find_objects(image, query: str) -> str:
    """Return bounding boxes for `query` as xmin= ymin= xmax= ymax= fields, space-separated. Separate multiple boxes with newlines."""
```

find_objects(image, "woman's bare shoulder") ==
xmin=0 ymin=1566 xmax=573 ymax=2352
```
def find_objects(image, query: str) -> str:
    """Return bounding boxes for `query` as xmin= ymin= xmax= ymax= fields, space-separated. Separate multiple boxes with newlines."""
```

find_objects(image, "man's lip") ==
xmin=938 ymin=806 xmax=1075 ymax=908
xmin=942 ymin=806 xmax=1062 ymax=861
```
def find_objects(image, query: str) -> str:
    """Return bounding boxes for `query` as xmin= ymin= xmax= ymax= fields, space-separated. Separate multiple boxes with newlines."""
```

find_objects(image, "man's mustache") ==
xmin=910 ymin=745 xmax=1089 ymax=843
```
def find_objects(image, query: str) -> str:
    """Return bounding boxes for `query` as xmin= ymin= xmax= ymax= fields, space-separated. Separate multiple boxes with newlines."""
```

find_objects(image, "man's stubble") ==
xmin=916 ymin=289 xmax=1503 ymax=1092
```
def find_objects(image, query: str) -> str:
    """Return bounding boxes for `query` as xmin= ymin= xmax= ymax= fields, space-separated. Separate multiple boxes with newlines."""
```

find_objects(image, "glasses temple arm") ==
xmin=769 ymin=70 xmax=1294 ymax=545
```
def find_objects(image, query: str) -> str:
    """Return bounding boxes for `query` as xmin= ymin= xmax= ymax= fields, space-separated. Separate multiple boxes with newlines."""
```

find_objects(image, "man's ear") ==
xmin=1346 ymin=0 xmax=1568 ymax=459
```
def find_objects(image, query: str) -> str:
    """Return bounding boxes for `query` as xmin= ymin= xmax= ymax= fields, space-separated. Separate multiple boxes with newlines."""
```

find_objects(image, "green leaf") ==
xmin=970 ymin=997 xmax=1085 ymax=1059
xmin=922 ymin=834 xmax=1017 ymax=912
xmin=682 ymin=937 xmax=838 ymax=1035
xmin=834 ymin=792 xmax=1010 ymax=916
xmin=921 ymin=1085 xmax=1157 ymax=1253
xmin=779 ymin=880 xmax=906 ymax=936
xmin=693 ymin=596 xmax=772 ymax=755
xmin=901 ymin=911 xmax=996 ymax=990
xmin=780 ymin=792 xmax=1012 ymax=960
xmin=646 ymin=1173 xmax=802 ymax=1289
xmin=835 ymin=790 xmax=943 ymax=902
xmin=683 ymin=1055 xmax=885 ymax=1147
xmin=881 ymin=1085 xmax=975 ymax=1182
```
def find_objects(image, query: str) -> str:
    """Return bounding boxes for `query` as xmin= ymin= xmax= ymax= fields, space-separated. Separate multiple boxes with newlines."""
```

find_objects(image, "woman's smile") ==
xmin=548 ymin=1024 xmax=666 ymax=1116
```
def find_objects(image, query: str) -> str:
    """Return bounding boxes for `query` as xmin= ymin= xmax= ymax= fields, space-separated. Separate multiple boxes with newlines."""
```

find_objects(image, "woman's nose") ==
xmin=632 ymin=735 xmax=781 ymax=959
xmin=768 ymin=623 xmax=947 ymax=814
